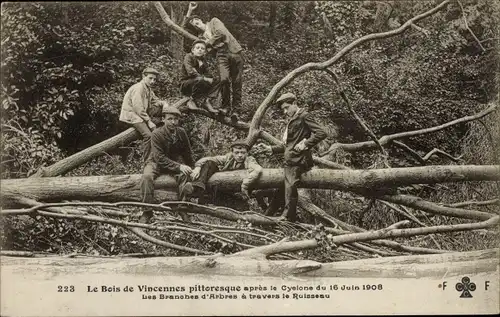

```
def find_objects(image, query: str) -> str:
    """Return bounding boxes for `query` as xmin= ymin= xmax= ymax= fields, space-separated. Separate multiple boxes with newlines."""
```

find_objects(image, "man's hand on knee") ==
xmin=191 ymin=166 xmax=201 ymax=180
xmin=179 ymin=164 xmax=193 ymax=175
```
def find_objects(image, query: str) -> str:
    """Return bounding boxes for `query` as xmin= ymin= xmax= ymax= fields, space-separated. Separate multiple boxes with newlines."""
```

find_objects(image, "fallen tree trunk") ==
xmin=31 ymin=128 xmax=139 ymax=178
xmin=4 ymin=166 xmax=499 ymax=206
xmin=1 ymin=248 xmax=497 ymax=278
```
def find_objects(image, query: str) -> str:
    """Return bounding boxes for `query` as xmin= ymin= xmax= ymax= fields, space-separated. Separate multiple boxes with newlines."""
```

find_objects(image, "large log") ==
xmin=3 ymin=165 xmax=499 ymax=205
xmin=1 ymin=248 xmax=497 ymax=278
xmin=3 ymin=251 xmax=498 ymax=316
xmin=31 ymin=128 xmax=140 ymax=178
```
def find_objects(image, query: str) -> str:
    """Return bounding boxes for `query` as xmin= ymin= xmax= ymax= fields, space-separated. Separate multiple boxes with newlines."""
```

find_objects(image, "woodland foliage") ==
xmin=1 ymin=1 xmax=498 ymax=256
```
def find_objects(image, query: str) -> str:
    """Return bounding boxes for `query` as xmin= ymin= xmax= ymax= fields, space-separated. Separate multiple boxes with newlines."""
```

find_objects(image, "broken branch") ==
xmin=247 ymin=0 xmax=451 ymax=145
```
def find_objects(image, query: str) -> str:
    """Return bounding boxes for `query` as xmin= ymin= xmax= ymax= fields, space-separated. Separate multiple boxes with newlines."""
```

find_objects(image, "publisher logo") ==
xmin=455 ymin=276 xmax=476 ymax=298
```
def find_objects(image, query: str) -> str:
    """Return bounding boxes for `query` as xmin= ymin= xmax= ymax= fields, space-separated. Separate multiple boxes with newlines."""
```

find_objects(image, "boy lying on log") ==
xmin=190 ymin=140 xmax=263 ymax=200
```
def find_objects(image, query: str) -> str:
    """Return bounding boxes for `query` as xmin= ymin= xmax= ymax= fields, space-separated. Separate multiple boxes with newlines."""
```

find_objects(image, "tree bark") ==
xmin=152 ymin=2 xmax=198 ymax=42
xmin=1 ymin=248 xmax=497 ymax=278
xmin=3 ymin=165 xmax=499 ymax=208
xmin=31 ymin=128 xmax=140 ymax=178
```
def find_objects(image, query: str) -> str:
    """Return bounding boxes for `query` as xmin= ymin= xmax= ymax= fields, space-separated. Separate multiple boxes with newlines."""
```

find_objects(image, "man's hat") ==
xmin=142 ymin=67 xmax=160 ymax=76
xmin=162 ymin=104 xmax=182 ymax=116
xmin=186 ymin=15 xmax=202 ymax=25
xmin=230 ymin=140 xmax=250 ymax=150
xmin=191 ymin=39 xmax=207 ymax=49
xmin=275 ymin=92 xmax=296 ymax=106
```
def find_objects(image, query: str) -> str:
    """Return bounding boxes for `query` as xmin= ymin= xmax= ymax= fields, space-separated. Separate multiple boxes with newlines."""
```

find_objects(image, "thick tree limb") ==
xmin=393 ymin=141 xmax=463 ymax=165
xmin=30 ymin=128 xmax=139 ymax=178
xmin=31 ymin=99 xmax=189 ymax=178
xmin=2 ymin=249 xmax=497 ymax=279
xmin=331 ymin=216 xmax=499 ymax=245
xmin=445 ymin=199 xmax=499 ymax=208
xmin=322 ymin=103 xmax=498 ymax=155
xmin=232 ymin=215 xmax=498 ymax=256
xmin=247 ymin=0 xmax=451 ymax=145
xmin=152 ymin=2 xmax=198 ymax=41
xmin=378 ymin=194 xmax=495 ymax=221
xmin=324 ymin=68 xmax=387 ymax=157
xmin=233 ymin=238 xmax=318 ymax=258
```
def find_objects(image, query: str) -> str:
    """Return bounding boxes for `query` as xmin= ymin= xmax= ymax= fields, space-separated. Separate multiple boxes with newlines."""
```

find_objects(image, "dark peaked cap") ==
xmin=230 ymin=140 xmax=250 ymax=150
xmin=275 ymin=92 xmax=297 ymax=106
xmin=142 ymin=67 xmax=160 ymax=76
xmin=162 ymin=106 xmax=182 ymax=116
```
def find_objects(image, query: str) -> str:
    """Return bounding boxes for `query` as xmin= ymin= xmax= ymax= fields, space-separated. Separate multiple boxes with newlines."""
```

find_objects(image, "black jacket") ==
xmin=179 ymin=53 xmax=210 ymax=81
xmin=271 ymin=109 xmax=327 ymax=167
xmin=147 ymin=125 xmax=195 ymax=173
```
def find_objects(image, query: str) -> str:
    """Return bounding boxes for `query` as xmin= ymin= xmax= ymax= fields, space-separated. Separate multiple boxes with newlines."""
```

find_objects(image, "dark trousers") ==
xmin=266 ymin=165 xmax=306 ymax=222
xmin=180 ymin=77 xmax=221 ymax=104
xmin=217 ymin=51 xmax=244 ymax=112
xmin=132 ymin=122 xmax=152 ymax=163
xmin=140 ymin=162 xmax=192 ymax=203
xmin=191 ymin=160 xmax=219 ymax=191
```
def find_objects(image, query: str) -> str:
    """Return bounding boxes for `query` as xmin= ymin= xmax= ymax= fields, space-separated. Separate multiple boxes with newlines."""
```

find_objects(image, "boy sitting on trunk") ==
xmin=180 ymin=40 xmax=222 ymax=115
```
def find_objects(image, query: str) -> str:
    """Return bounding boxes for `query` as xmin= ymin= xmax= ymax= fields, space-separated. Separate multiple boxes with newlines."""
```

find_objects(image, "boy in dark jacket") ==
xmin=179 ymin=40 xmax=221 ymax=115
xmin=257 ymin=92 xmax=327 ymax=222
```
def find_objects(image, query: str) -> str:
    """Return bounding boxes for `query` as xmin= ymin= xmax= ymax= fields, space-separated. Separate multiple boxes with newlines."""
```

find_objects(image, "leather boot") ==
xmin=179 ymin=182 xmax=194 ymax=200
xmin=230 ymin=113 xmax=239 ymax=124
xmin=280 ymin=198 xmax=298 ymax=222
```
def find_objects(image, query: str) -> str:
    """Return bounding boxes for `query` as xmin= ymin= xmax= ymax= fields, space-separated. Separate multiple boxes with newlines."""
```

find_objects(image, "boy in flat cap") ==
xmin=257 ymin=92 xmax=327 ymax=222
xmin=139 ymin=105 xmax=195 ymax=223
xmin=120 ymin=67 xmax=166 ymax=162
xmin=190 ymin=140 xmax=262 ymax=200
xmin=180 ymin=39 xmax=222 ymax=115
